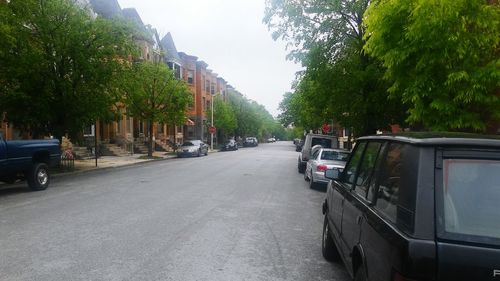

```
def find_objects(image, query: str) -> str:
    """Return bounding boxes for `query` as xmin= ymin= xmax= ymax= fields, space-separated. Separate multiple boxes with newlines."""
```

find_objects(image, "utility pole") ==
xmin=210 ymin=96 xmax=214 ymax=151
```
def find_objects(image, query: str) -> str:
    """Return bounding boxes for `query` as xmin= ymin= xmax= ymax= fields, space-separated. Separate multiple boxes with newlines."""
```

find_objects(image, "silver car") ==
xmin=304 ymin=148 xmax=350 ymax=188
xmin=177 ymin=140 xmax=209 ymax=157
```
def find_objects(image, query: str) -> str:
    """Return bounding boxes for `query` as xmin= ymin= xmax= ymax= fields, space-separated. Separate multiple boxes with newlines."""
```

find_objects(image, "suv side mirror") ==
xmin=325 ymin=168 xmax=341 ymax=180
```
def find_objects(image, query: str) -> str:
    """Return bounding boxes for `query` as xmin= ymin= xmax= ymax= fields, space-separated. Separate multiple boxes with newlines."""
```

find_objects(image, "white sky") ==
xmin=117 ymin=0 xmax=302 ymax=117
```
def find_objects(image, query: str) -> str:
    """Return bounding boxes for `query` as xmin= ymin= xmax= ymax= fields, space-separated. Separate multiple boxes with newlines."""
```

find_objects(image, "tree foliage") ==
xmin=207 ymin=95 xmax=237 ymax=141
xmin=122 ymin=61 xmax=192 ymax=156
xmin=0 ymin=0 xmax=138 ymax=140
xmin=364 ymin=0 xmax=500 ymax=131
xmin=226 ymin=92 xmax=282 ymax=141
xmin=266 ymin=0 xmax=407 ymax=136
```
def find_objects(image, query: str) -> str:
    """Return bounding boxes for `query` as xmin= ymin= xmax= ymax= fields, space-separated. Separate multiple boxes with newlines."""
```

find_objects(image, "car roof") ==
xmin=357 ymin=132 xmax=500 ymax=147
xmin=320 ymin=148 xmax=350 ymax=153
xmin=307 ymin=134 xmax=336 ymax=138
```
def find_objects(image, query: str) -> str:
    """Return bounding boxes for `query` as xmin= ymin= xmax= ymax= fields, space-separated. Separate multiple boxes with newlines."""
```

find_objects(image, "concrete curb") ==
xmin=51 ymin=155 xmax=178 ymax=179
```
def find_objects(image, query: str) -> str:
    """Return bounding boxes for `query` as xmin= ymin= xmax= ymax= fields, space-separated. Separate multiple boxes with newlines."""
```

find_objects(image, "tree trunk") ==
xmin=148 ymin=121 xmax=153 ymax=157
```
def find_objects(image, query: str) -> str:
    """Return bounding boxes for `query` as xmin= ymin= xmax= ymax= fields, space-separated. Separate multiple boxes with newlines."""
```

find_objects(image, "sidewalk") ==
xmin=55 ymin=151 xmax=178 ymax=176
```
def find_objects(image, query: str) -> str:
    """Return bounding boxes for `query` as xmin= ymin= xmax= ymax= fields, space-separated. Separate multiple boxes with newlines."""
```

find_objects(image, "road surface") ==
xmin=0 ymin=142 xmax=350 ymax=281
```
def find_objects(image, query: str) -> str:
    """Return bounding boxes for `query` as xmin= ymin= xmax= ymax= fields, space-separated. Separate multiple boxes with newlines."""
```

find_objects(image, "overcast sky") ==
xmin=116 ymin=0 xmax=302 ymax=117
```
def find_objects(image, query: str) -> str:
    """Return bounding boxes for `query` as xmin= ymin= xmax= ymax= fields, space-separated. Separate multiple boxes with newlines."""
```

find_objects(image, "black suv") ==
xmin=321 ymin=133 xmax=500 ymax=281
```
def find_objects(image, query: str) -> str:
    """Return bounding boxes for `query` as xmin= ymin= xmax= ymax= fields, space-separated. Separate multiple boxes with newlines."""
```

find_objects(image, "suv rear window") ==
xmin=441 ymin=159 xmax=500 ymax=243
xmin=311 ymin=138 xmax=332 ymax=148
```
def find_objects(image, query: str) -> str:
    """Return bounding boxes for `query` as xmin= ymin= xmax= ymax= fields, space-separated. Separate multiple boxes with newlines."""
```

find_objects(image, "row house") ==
xmin=89 ymin=0 xmax=186 ymax=152
xmin=1 ymin=0 xmax=234 ymax=149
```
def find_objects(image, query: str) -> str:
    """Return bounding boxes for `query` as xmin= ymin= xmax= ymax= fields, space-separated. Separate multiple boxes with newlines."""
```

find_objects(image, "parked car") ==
xmin=221 ymin=139 xmax=238 ymax=151
xmin=298 ymin=133 xmax=339 ymax=173
xmin=295 ymin=139 xmax=304 ymax=152
xmin=267 ymin=137 xmax=276 ymax=143
xmin=321 ymin=133 xmax=500 ymax=281
xmin=0 ymin=132 xmax=61 ymax=191
xmin=304 ymin=148 xmax=349 ymax=188
xmin=243 ymin=137 xmax=258 ymax=147
xmin=177 ymin=140 xmax=208 ymax=157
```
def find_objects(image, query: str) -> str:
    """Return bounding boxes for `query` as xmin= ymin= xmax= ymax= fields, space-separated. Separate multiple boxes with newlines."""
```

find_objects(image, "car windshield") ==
xmin=182 ymin=142 xmax=196 ymax=146
xmin=441 ymin=159 xmax=500 ymax=243
xmin=321 ymin=151 xmax=349 ymax=161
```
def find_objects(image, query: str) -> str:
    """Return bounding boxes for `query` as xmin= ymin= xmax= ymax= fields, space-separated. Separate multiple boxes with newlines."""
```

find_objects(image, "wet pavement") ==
xmin=0 ymin=142 xmax=350 ymax=281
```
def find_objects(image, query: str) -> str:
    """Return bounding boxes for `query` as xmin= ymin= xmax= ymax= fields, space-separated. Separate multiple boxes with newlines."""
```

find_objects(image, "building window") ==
xmin=207 ymin=101 xmax=211 ymax=112
xmin=187 ymin=70 xmax=194 ymax=84
xmin=83 ymin=125 xmax=95 ymax=136
xmin=203 ymin=97 xmax=206 ymax=111
xmin=174 ymin=64 xmax=181 ymax=79
xmin=210 ymin=82 xmax=215 ymax=95
xmin=205 ymin=80 xmax=210 ymax=93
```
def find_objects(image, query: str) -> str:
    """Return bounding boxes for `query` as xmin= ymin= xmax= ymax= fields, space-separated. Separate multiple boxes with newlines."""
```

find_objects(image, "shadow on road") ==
xmin=0 ymin=184 xmax=30 ymax=197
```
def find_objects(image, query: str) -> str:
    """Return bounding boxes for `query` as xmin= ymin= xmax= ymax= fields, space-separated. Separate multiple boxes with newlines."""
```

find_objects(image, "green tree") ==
xmin=123 ymin=61 xmax=192 ymax=157
xmin=364 ymin=0 xmax=500 ymax=132
xmin=266 ymin=0 xmax=407 ymax=136
xmin=207 ymin=95 xmax=237 ymax=143
xmin=0 ymin=0 xmax=137 ymax=140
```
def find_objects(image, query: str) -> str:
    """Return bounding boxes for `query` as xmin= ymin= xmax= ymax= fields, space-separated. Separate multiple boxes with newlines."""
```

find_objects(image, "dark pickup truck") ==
xmin=0 ymin=132 xmax=60 ymax=190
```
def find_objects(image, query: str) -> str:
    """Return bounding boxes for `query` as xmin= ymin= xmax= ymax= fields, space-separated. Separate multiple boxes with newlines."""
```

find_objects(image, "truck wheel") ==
xmin=26 ymin=163 xmax=50 ymax=191
xmin=322 ymin=213 xmax=340 ymax=261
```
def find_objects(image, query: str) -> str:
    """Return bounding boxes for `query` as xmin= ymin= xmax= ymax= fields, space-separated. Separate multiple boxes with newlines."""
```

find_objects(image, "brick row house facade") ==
xmin=1 ymin=0 xmax=232 ymax=154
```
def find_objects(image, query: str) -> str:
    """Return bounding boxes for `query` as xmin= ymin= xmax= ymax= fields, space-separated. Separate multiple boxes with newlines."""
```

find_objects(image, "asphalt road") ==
xmin=0 ymin=142 xmax=350 ymax=281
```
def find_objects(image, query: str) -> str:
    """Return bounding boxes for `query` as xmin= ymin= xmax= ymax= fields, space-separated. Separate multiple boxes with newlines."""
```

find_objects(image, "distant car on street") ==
xmin=221 ymin=139 xmax=238 ymax=151
xmin=243 ymin=137 xmax=258 ymax=147
xmin=304 ymin=148 xmax=349 ymax=188
xmin=267 ymin=137 xmax=276 ymax=143
xmin=177 ymin=140 xmax=208 ymax=157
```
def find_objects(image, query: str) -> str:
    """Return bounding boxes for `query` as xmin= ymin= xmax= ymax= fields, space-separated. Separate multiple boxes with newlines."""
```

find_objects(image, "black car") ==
xmin=221 ymin=139 xmax=238 ymax=151
xmin=321 ymin=133 xmax=500 ymax=281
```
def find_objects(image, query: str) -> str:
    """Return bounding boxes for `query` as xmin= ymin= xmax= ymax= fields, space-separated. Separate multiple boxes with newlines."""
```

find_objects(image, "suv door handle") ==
xmin=356 ymin=215 xmax=363 ymax=225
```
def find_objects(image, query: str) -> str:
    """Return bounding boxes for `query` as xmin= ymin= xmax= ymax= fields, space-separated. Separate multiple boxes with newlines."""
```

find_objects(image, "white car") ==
xmin=304 ymin=148 xmax=350 ymax=188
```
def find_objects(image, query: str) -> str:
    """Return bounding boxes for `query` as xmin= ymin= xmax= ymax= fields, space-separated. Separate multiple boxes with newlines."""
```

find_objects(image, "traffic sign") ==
xmin=208 ymin=126 xmax=216 ymax=134
xmin=321 ymin=124 xmax=331 ymax=134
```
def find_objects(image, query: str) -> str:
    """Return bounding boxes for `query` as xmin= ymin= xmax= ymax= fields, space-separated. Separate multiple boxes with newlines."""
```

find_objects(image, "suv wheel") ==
xmin=354 ymin=264 xmax=367 ymax=281
xmin=303 ymin=169 xmax=309 ymax=181
xmin=322 ymin=213 xmax=340 ymax=261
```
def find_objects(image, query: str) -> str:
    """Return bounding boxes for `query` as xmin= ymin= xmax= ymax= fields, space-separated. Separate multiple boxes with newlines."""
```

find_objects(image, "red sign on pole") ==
xmin=321 ymin=124 xmax=331 ymax=134
xmin=208 ymin=126 xmax=216 ymax=134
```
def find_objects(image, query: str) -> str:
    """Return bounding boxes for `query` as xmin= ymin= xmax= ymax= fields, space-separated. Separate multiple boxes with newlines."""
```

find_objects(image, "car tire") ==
xmin=298 ymin=161 xmax=305 ymax=174
xmin=304 ymin=168 xmax=309 ymax=181
xmin=354 ymin=264 xmax=367 ymax=281
xmin=26 ymin=162 xmax=50 ymax=191
xmin=309 ymin=173 xmax=316 ymax=188
xmin=322 ymin=213 xmax=340 ymax=261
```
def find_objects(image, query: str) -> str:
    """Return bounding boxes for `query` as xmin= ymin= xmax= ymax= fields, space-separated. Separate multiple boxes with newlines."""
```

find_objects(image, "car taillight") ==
xmin=317 ymin=164 xmax=327 ymax=172
xmin=393 ymin=272 xmax=418 ymax=281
